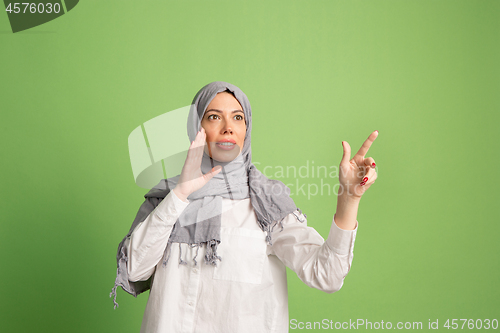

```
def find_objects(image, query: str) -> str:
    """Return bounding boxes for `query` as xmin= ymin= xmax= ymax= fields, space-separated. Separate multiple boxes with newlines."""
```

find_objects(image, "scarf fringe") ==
xmin=162 ymin=241 xmax=219 ymax=268
xmin=109 ymin=244 xmax=131 ymax=309
xmin=263 ymin=208 xmax=305 ymax=246
xmin=160 ymin=208 xmax=306 ymax=270
xmin=178 ymin=243 xmax=188 ymax=265
xmin=190 ymin=244 xmax=200 ymax=266
xmin=162 ymin=243 xmax=172 ymax=267
xmin=109 ymin=273 xmax=119 ymax=309
xmin=204 ymin=239 xmax=222 ymax=266
xmin=259 ymin=214 xmax=288 ymax=246
xmin=293 ymin=208 xmax=307 ymax=223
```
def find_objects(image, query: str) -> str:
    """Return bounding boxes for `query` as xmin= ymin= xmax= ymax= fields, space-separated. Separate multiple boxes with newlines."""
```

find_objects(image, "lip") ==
xmin=217 ymin=139 xmax=236 ymax=144
xmin=215 ymin=140 xmax=237 ymax=151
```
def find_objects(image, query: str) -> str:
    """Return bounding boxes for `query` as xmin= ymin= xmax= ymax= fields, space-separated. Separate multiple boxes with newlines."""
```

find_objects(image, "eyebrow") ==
xmin=205 ymin=109 xmax=244 ymax=114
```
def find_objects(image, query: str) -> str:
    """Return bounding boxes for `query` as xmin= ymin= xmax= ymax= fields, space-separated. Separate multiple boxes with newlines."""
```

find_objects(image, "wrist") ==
xmin=172 ymin=186 xmax=189 ymax=203
xmin=335 ymin=193 xmax=360 ymax=231
xmin=337 ymin=192 xmax=361 ymax=205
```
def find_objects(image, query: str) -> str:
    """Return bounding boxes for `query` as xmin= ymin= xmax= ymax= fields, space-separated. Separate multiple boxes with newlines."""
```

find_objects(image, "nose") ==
xmin=220 ymin=118 xmax=233 ymax=134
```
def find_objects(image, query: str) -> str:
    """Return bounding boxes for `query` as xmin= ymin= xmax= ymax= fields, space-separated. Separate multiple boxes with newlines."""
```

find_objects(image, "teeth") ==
xmin=218 ymin=142 xmax=234 ymax=146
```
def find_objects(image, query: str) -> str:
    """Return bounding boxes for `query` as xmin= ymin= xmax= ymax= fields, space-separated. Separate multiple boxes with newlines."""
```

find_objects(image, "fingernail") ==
xmin=363 ymin=177 xmax=368 ymax=182
xmin=371 ymin=163 xmax=376 ymax=168
xmin=360 ymin=181 xmax=366 ymax=186
xmin=375 ymin=130 xmax=378 ymax=133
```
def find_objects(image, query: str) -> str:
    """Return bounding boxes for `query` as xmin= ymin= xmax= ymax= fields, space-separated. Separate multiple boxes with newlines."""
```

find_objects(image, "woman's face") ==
xmin=201 ymin=92 xmax=246 ymax=163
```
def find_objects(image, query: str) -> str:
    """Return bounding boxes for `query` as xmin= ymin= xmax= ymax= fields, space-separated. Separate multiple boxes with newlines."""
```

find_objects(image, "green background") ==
xmin=1 ymin=0 xmax=498 ymax=332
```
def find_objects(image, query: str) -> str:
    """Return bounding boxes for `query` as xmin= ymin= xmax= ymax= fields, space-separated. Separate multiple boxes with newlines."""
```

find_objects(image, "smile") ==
xmin=215 ymin=142 xmax=236 ymax=150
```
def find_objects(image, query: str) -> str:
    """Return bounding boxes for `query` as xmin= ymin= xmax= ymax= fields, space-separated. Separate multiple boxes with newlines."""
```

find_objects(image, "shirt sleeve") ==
xmin=125 ymin=191 xmax=190 ymax=282
xmin=268 ymin=212 xmax=357 ymax=293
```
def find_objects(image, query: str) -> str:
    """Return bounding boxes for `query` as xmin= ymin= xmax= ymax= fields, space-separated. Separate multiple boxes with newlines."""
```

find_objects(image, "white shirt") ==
xmin=125 ymin=191 xmax=357 ymax=333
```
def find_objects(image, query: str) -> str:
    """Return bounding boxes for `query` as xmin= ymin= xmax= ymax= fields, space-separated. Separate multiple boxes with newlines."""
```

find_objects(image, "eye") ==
xmin=207 ymin=114 xmax=219 ymax=120
xmin=234 ymin=114 xmax=244 ymax=121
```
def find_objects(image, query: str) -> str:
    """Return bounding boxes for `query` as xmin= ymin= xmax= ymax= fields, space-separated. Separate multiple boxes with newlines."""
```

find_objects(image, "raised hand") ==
xmin=339 ymin=131 xmax=378 ymax=199
xmin=172 ymin=128 xmax=222 ymax=202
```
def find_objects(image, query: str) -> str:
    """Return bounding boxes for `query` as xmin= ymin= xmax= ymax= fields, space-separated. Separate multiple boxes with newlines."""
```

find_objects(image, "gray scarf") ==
xmin=111 ymin=81 xmax=300 ymax=308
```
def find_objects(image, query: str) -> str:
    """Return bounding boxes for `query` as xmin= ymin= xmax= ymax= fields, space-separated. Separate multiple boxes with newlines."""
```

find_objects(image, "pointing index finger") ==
xmin=354 ymin=131 xmax=378 ymax=158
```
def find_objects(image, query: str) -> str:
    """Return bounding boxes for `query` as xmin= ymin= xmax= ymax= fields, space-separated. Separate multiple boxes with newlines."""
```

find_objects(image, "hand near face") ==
xmin=172 ymin=128 xmax=222 ymax=202
xmin=172 ymin=92 xmax=246 ymax=202
xmin=339 ymin=131 xmax=378 ymax=199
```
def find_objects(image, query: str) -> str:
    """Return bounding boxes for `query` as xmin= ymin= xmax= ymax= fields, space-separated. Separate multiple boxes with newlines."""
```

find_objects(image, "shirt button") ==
xmin=193 ymin=268 xmax=198 ymax=273
xmin=188 ymin=302 xmax=194 ymax=306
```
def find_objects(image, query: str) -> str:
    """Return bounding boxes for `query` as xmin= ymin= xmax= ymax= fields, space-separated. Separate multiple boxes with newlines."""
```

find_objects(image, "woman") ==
xmin=111 ymin=81 xmax=378 ymax=332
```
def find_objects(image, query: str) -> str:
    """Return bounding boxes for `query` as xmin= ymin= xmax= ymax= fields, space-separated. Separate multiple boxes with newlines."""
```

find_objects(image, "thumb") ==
xmin=341 ymin=141 xmax=351 ymax=165
xmin=204 ymin=165 xmax=222 ymax=182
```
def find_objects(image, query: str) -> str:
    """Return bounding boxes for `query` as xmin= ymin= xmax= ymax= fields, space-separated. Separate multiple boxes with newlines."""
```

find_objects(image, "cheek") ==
xmin=201 ymin=124 xmax=216 ymax=142
xmin=206 ymin=131 xmax=219 ymax=143
xmin=237 ymin=127 xmax=246 ymax=147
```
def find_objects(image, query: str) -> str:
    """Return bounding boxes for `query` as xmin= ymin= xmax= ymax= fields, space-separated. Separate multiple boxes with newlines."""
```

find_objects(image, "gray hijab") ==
xmin=110 ymin=81 xmax=299 ymax=308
